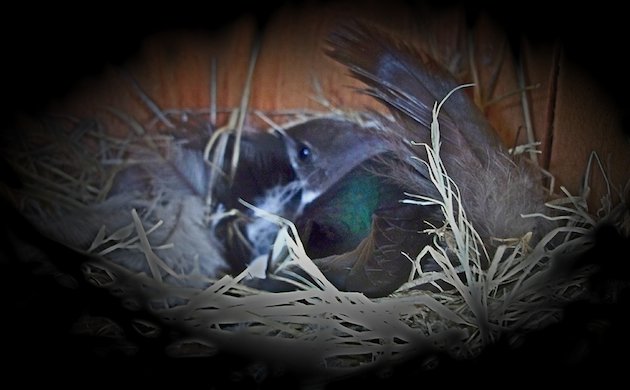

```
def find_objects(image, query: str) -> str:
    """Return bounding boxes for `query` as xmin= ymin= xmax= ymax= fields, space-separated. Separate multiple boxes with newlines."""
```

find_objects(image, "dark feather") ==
xmin=314 ymin=200 xmax=442 ymax=298
xmin=326 ymin=21 xmax=551 ymax=242
xmin=326 ymin=22 xmax=503 ymax=163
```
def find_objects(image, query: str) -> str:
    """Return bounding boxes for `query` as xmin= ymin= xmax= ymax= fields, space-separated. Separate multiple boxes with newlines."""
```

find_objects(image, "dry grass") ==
xmin=0 ymin=74 xmax=613 ymax=384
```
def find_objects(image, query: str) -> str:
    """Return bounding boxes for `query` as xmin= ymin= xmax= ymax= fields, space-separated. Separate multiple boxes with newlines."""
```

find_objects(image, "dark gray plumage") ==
xmin=261 ymin=22 xmax=552 ymax=297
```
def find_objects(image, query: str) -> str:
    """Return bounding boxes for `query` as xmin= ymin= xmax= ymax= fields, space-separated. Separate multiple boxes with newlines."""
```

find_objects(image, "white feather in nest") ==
xmin=244 ymin=180 xmax=303 ymax=264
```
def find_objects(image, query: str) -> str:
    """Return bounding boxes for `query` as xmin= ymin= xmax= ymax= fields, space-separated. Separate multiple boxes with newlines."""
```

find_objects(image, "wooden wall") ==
xmin=46 ymin=2 xmax=629 ymax=210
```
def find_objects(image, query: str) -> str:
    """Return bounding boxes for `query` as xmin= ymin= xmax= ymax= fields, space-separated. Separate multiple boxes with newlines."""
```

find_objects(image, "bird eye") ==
xmin=297 ymin=144 xmax=312 ymax=162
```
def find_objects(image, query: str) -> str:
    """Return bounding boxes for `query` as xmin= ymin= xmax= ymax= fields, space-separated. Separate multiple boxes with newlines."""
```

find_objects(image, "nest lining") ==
xmin=1 ymin=99 xmax=605 ymax=380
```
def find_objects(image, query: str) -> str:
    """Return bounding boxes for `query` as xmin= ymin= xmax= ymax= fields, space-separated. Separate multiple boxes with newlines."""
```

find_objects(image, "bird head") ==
xmin=276 ymin=118 xmax=389 ymax=206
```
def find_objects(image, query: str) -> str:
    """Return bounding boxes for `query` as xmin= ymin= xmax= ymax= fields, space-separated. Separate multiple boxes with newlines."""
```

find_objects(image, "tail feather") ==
xmin=326 ymin=21 xmax=551 ymax=242
xmin=326 ymin=22 xmax=504 ymax=169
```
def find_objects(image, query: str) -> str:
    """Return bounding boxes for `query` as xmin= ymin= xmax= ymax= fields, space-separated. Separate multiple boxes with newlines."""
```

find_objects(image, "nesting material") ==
xmin=1 ymin=90 xmax=609 ymax=381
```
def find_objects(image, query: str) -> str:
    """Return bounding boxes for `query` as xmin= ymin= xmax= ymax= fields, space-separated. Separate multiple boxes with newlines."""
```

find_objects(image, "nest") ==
xmin=2 ymin=83 xmax=613 ymax=383
xmin=4 ymin=20 xmax=629 ymax=380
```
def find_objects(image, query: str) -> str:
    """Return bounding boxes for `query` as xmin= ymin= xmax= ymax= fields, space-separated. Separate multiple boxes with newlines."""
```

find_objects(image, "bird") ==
xmin=256 ymin=22 xmax=552 ymax=298
xmin=4 ymin=21 xmax=552 ymax=299
xmin=267 ymin=118 xmax=443 ymax=297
